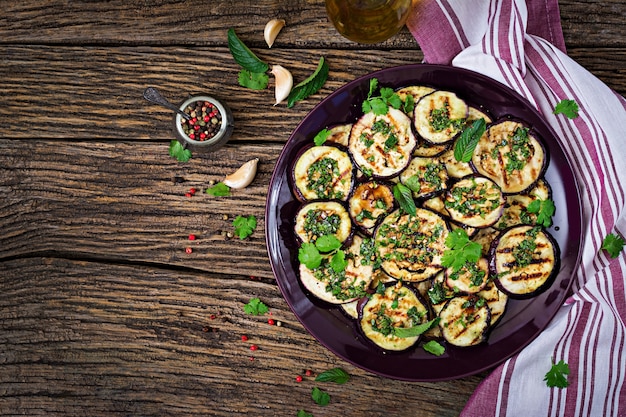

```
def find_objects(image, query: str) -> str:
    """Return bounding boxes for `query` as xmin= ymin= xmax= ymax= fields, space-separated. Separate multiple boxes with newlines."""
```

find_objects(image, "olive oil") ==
xmin=325 ymin=0 xmax=413 ymax=44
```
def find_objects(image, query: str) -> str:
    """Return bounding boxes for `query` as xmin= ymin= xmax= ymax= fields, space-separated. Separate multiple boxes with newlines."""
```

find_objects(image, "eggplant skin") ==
xmin=349 ymin=107 xmax=417 ymax=178
xmin=490 ymin=225 xmax=560 ymax=299
xmin=359 ymin=282 xmax=429 ymax=351
xmin=438 ymin=295 xmax=491 ymax=347
xmin=471 ymin=120 xmax=547 ymax=194
xmin=292 ymin=144 xmax=354 ymax=202
xmin=294 ymin=201 xmax=352 ymax=245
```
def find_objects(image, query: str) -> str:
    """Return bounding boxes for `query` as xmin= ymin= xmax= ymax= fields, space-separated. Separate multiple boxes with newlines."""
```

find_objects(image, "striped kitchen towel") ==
xmin=406 ymin=0 xmax=626 ymax=416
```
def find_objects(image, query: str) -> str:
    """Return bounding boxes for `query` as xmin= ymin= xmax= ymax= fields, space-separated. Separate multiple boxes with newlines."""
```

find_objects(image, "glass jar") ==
xmin=174 ymin=95 xmax=234 ymax=152
xmin=325 ymin=0 xmax=413 ymax=44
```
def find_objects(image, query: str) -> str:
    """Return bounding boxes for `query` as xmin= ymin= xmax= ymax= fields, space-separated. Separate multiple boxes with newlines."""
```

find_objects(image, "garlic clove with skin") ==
xmin=264 ymin=18 xmax=286 ymax=48
xmin=271 ymin=65 xmax=293 ymax=106
xmin=223 ymin=158 xmax=259 ymax=189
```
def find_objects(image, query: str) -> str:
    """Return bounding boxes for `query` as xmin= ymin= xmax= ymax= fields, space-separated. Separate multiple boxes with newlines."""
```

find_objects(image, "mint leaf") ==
xmin=315 ymin=367 xmax=350 ymax=384
xmin=393 ymin=183 xmax=416 ymax=216
xmin=553 ymin=99 xmax=579 ymax=119
xmin=602 ymin=233 xmax=625 ymax=258
xmin=169 ymin=140 xmax=192 ymax=162
xmin=311 ymin=387 xmax=330 ymax=406
xmin=544 ymin=359 xmax=570 ymax=388
xmin=227 ymin=28 xmax=269 ymax=73
xmin=287 ymin=57 xmax=329 ymax=108
xmin=313 ymin=128 xmax=332 ymax=146
xmin=454 ymin=118 xmax=486 ymax=162
xmin=244 ymin=297 xmax=269 ymax=315
xmin=238 ymin=69 xmax=269 ymax=90
xmin=423 ymin=340 xmax=445 ymax=356
xmin=233 ymin=215 xmax=257 ymax=239
xmin=297 ymin=411 xmax=313 ymax=417
xmin=394 ymin=318 xmax=440 ymax=338
xmin=298 ymin=242 xmax=322 ymax=269
xmin=205 ymin=182 xmax=231 ymax=197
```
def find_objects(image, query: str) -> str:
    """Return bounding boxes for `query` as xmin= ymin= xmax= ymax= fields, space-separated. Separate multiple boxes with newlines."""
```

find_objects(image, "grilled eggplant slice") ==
xmin=477 ymin=280 xmax=508 ymax=326
xmin=444 ymin=176 xmax=505 ymax=228
xmin=414 ymin=91 xmax=469 ymax=144
xmin=349 ymin=107 xmax=417 ymax=178
xmin=491 ymin=225 xmax=560 ymax=298
xmin=292 ymin=144 xmax=354 ymax=201
xmin=438 ymin=295 xmax=491 ymax=347
xmin=413 ymin=141 xmax=449 ymax=158
xmin=375 ymin=208 xmax=449 ymax=282
xmin=348 ymin=181 xmax=395 ymax=234
xmin=472 ymin=120 xmax=546 ymax=194
xmin=439 ymin=147 xmax=474 ymax=179
xmin=396 ymin=85 xmax=436 ymax=105
xmin=427 ymin=271 xmax=458 ymax=316
xmin=325 ymin=123 xmax=352 ymax=147
xmin=445 ymin=257 xmax=489 ymax=294
xmin=399 ymin=156 xmax=448 ymax=200
xmin=359 ymin=282 xmax=429 ymax=351
xmin=472 ymin=227 xmax=501 ymax=256
xmin=494 ymin=179 xmax=552 ymax=230
xmin=299 ymin=234 xmax=374 ymax=304
xmin=294 ymin=201 xmax=352 ymax=244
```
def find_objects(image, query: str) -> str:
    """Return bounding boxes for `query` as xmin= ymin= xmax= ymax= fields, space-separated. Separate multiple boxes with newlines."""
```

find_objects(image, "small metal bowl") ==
xmin=174 ymin=95 xmax=234 ymax=152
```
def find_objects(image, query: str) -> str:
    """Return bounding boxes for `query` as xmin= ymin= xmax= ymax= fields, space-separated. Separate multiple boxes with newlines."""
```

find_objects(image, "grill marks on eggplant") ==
xmin=290 ymin=83 xmax=560 ymax=354
xmin=491 ymin=225 xmax=559 ymax=298
xmin=472 ymin=120 xmax=546 ymax=194
xmin=349 ymin=108 xmax=417 ymax=178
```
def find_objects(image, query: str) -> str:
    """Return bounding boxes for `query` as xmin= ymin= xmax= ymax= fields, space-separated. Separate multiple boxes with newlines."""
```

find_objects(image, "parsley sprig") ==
xmin=602 ymin=233 xmax=625 ymax=258
xmin=169 ymin=140 xmax=192 ymax=162
xmin=553 ymin=99 xmax=579 ymax=119
xmin=298 ymin=234 xmax=347 ymax=272
xmin=243 ymin=297 xmax=269 ymax=315
xmin=233 ymin=215 xmax=257 ymax=239
xmin=362 ymin=78 xmax=403 ymax=115
xmin=544 ymin=359 xmax=570 ymax=388
xmin=527 ymin=198 xmax=556 ymax=227
xmin=441 ymin=228 xmax=482 ymax=272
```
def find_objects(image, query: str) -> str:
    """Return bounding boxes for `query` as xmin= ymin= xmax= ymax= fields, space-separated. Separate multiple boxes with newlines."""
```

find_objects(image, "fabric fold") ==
xmin=406 ymin=1 xmax=626 ymax=416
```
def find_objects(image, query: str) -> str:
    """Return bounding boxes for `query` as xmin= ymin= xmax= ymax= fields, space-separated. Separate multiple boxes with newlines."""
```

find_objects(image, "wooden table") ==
xmin=0 ymin=1 xmax=624 ymax=415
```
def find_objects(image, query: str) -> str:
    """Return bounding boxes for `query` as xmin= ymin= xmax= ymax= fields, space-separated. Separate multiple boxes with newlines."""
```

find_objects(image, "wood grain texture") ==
xmin=0 ymin=0 xmax=624 ymax=415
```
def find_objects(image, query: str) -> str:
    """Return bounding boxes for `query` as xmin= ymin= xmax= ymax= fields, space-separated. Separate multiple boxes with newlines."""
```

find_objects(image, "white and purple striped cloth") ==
xmin=407 ymin=0 xmax=626 ymax=415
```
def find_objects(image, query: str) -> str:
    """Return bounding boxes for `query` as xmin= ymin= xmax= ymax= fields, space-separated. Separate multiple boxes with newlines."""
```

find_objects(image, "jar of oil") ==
xmin=325 ymin=0 xmax=413 ymax=44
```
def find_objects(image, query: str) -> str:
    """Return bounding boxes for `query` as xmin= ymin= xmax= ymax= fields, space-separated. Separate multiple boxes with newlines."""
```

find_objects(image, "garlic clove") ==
xmin=223 ymin=158 xmax=259 ymax=189
xmin=271 ymin=65 xmax=293 ymax=106
xmin=264 ymin=18 xmax=286 ymax=48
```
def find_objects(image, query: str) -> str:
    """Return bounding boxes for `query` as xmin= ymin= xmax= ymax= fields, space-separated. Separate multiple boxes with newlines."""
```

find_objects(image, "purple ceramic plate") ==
xmin=265 ymin=64 xmax=582 ymax=381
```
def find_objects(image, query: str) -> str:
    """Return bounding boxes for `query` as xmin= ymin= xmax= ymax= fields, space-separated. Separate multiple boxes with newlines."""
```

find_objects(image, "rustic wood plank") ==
xmin=0 ymin=257 xmax=484 ymax=416
xmin=0 ymin=0 xmax=624 ymax=49
xmin=0 ymin=46 xmax=624 ymax=143
xmin=0 ymin=140 xmax=277 ymax=278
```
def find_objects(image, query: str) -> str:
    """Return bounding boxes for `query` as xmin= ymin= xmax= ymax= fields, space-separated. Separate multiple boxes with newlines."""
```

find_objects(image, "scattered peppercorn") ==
xmin=250 ymin=345 xmax=258 ymax=351
xmin=305 ymin=369 xmax=313 ymax=377
xmin=241 ymin=335 xmax=249 ymax=341
xmin=268 ymin=319 xmax=275 ymax=326
xmin=295 ymin=375 xmax=303 ymax=382
xmin=185 ymin=247 xmax=193 ymax=254
xmin=188 ymin=234 xmax=196 ymax=241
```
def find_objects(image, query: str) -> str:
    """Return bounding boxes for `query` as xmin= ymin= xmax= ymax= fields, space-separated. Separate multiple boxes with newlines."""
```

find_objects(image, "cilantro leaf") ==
xmin=394 ymin=318 xmax=440 ymax=338
xmin=205 ymin=182 xmax=231 ymax=197
xmin=244 ymin=297 xmax=269 ymax=315
xmin=403 ymin=93 xmax=415 ymax=114
xmin=287 ymin=57 xmax=329 ymax=108
xmin=315 ymin=367 xmax=350 ymax=384
xmin=313 ymin=128 xmax=332 ymax=146
xmin=423 ymin=340 xmax=445 ymax=356
xmin=233 ymin=215 xmax=257 ymax=239
xmin=441 ymin=228 xmax=482 ymax=271
xmin=527 ymin=198 xmax=556 ymax=227
xmin=298 ymin=242 xmax=322 ymax=269
xmin=602 ymin=233 xmax=625 ymax=258
xmin=311 ymin=387 xmax=330 ymax=406
xmin=169 ymin=140 xmax=192 ymax=162
xmin=393 ymin=183 xmax=416 ymax=216
xmin=454 ymin=118 xmax=486 ymax=162
xmin=297 ymin=411 xmax=313 ymax=417
xmin=553 ymin=99 xmax=579 ymax=119
xmin=544 ymin=359 xmax=570 ymax=388
xmin=315 ymin=234 xmax=341 ymax=252
xmin=330 ymin=250 xmax=348 ymax=273
xmin=238 ymin=69 xmax=269 ymax=90
xmin=227 ymin=28 xmax=269 ymax=73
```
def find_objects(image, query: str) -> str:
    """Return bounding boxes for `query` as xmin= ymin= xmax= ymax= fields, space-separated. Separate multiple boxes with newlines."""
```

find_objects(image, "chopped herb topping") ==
xmin=306 ymin=157 xmax=344 ymax=199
